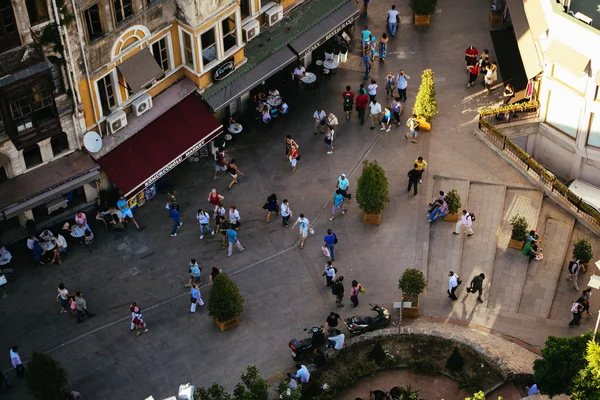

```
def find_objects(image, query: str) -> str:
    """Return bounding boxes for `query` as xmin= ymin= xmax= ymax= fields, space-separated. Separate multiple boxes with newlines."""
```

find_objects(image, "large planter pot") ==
xmin=339 ymin=50 xmax=348 ymax=63
xmin=444 ymin=212 xmax=460 ymax=222
xmin=215 ymin=316 xmax=240 ymax=332
xmin=489 ymin=11 xmax=504 ymax=25
xmin=363 ymin=212 xmax=382 ymax=225
xmin=402 ymin=295 xmax=419 ymax=319
xmin=413 ymin=13 xmax=431 ymax=26
xmin=508 ymin=239 xmax=524 ymax=250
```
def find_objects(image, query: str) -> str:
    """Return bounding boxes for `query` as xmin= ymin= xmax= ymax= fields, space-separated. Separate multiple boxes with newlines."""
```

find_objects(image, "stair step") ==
xmin=517 ymin=199 xmax=575 ymax=319
xmin=487 ymin=189 xmax=544 ymax=313
xmin=426 ymin=178 xmax=470 ymax=300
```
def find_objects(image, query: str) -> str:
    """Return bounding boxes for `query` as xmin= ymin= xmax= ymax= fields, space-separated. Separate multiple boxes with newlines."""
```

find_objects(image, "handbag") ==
xmin=333 ymin=233 xmax=338 ymax=244
xmin=309 ymin=228 xmax=315 ymax=235
xmin=457 ymin=278 xmax=462 ymax=285
xmin=263 ymin=203 xmax=269 ymax=210
xmin=191 ymin=297 xmax=197 ymax=304
xmin=324 ymin=137 xmax=332 ymax=144
xmin=321 ymin=246 xmax=331 ymax=257
xmin=359 ymin=285 xmax=366 ymax=293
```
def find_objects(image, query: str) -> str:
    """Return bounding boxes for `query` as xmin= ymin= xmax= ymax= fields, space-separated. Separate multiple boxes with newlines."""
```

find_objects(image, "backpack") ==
xmin=343 ymin=94 xmax=352 ymax=108
xmin=333 ymin=233 xmax=338 ymax=244
xmin=571 ymin=302 xmax=580 ymax=313
xmin=469 ymin=213 xmax=476 ymax=221
xmin=568 ymin=261 xmax=579 ymax=274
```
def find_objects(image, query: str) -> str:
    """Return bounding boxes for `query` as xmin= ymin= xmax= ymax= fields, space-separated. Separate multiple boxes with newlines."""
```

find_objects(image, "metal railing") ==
xmin=478 ymin=101 xmax=540 ymax=126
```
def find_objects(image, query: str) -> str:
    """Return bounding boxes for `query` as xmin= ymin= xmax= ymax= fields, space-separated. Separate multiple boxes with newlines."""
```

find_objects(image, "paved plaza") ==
xmin=2 ymin=0 xmax=599 ymax=399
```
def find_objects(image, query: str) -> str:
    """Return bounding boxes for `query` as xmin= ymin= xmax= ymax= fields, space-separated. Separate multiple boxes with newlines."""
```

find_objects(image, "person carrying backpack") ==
xmin=566 ymin=260 xmax=582 ymax=290
xmin=341 ymin=86 xmax=355 ymax=120
xmin=331 ymin=276 xmax=345 ymax=307
xmin=453 ymin=209 xmax=474 ymax=236
xmin=323 ymin=229 xmax=338 ymax=261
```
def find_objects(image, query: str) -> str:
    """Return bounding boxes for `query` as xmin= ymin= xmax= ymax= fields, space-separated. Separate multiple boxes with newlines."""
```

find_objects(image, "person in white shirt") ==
xmin=448 ymin=271 xmax=459 ymax=301
xmin=288 ymin=364 xmax=310 ymax=383
xmin=26 ymin=235 xmax=38 ymax=250
xmin=229 ymin=205 xmax=241 ymax=230
xmin=293 ymin=64 xmax=306 ymax=85
xmin=369 ymin=99 xmax=382 ymax=129
xmin=280 ymin=101 xmax=289 ymax=115
xmin=327 ymin=113 xmax=339 ymax=130
xmin=313 ymin=109 xmax=326 ymax=134
xmin=387 ymin=5 xmax=399 ymax=36
xmin=280 ymin=199 xmax=292 ymax=227
xmin=453 ymin=209 xmax=474 ymax=236
xmin=10 ymin=346 xmax=24 ymax=378
xmin=325 ymin=127 xmax=335 ymax=155
xmin=328 ymin=329 xmax=345 ymax=350
xmin=50 ymin=233 xmax=68 ymax=265
xmin=367 ymin=79 xmax=378 ymax=101
xmin=196 ymin=208 xmax=215 ymax=239
xmin=325 ymin=261 xmax=336 ymax=286
xmin=291 ymin=214 xmax=311 ymax=249
xmin=261 ymin=107 xmax=271 ymax=124
xmin=0 ymin=244 xmax=12 ymax=266
xmin=396 ymin=70 xmax=410 ymax=102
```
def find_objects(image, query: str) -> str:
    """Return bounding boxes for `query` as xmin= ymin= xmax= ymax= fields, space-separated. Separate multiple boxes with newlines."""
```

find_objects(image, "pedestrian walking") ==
xmin=324 ymin=229 xmax=338 ymax=261
xmin=131 ymin=306 xmax=148 ymax=336
xmin=166 ymin=190 xmax=181 ymax=213
xmin=214 ymin=203 xmax=226 ymax=224
xmin=465 ymin=45 xmax=478 ymax=66
xmin=362 ymin=50 xmax=371 ymax=81
xmin=405 ymin=114 xmax=420 ymax=143
xmin=213 ymin=148 xmax=227 ymax=180
xmin=391 ymin=97 xmax=403 ymax=126
xmin=369 ymin=99 xmax=382 ymax=129
xmin=226 ymin=227 xmax=246 ymax=257
xmin=361 ymin=25 xmax=371 ymax=49
xmin=579 ymin=288 xmax=593 ymax=315
xmin=169 ymin=204 xmax=182 ymax=237
xmin=385 ymin=72 xmax=396 ymax=98
xmin=75 ymin=291 xmax=95 ymax=323
xmin=9 ymin=346 xmax=24 ymax=379
xmin=327 ymin=113 xmax=339 ymax=132
xmin=466 ymin=273 xmax=485 ymax=303
xmin=362 ymin=0 xmax=369 ymax=14
xmin=288 ymin=143 xmax=299 ymax=172
xmin=209 ymin=267 xmax=222 ymax=282
xmin=229 ymin=205 xmax=241 ymax=230
xmin=466 ymin=62 xmax=479 ymax=89
xmin=370 ymin=35 xmax=377 ymax=61
xmin=453 ymin=210 xmax=474 ymax=236
xmin=569 ymin=300 xmax=584 ymax=328
xmin=448 ymin=271 xmax=460 ymax=301
xmin=322 ymin=311 xmax=347 ymax=334
xmin=129 ymin=302 xmax=138 ymax=330
xmin=196 ymin=209 xmax=214 ymax=239
xmin=407 ymin=164 xmax=421 ymax=196
xmin=332 ymin=276 xmax=345 ymax=307
xmin=190 ymin=283 xmax=204 ymax=312
xmin=380 ymin=106 xmax=392 ymax=132
xmin=415 ymin=156 xmax=427 ymax=183
xmin=226 ymin=159 xmax=244 ymax=189
xmin=336 ymin=174 xmax=351 ymax=200
xmin=367 ymin=79 xmax=378 ymax=102
xmin=208 ymin=188 xmax=225 ymax=219
xmin=350 ymin=280 xmax=365 ymax=307
xmin=342 ymin=86 xmax=355 ymax=119
xmin=324 ymin=261 xmax=336 ymax=287
xmin=218 ymin=220 xmax=230 ymax=249
xmin=330 ymin=189 xmax=347 ymax=221
xmin=387 ymin=5 xmax=399 ymax=36
xmin=285 ymin=135 xmax=299 ymax=160
xmin=186 ymin=259 xmax=201 ymax=287
xmin=356 ymin=88 xmax=369 ymax=125
xmin=566 ymin=260 xmax=582 ymax=290
xmin=396 ymin=70 xmax=410 ymax=102
xmin=56 ymin=283 xmax=71 ymax=314
xmin=117 ymin=194 xmax=143 ymax=231
xmin=281 ymin=199 xmax=292 ymax=227
xmin=379 ymin=33 xmax=388 ymax=62
xmin=313 ymin=108 xmax=327 ymax=134
xmin=291 ymin=213 xmax=311 ymax=249
xmin=265 ymin=193 xmax=279 ymax=223
xmin=325 ymin=126 xmax=335 ymax=155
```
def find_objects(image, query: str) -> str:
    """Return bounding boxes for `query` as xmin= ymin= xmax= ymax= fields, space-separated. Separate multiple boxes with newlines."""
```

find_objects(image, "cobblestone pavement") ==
xmin=1 ymin=0 xmax=597 ymax=399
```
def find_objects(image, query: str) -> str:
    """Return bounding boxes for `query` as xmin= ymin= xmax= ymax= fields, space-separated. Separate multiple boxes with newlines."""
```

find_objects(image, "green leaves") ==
xmin=445 ymin=189 xmax=462 ymax=214
xmin=410 ymin=0 xmax=438 ymax=15
xmin=412 ymin=69 xmax=438 ymax=121
xmin=26 ymin=352 xmax=68 ymax=400
xmin=571 ymin=341 xmax=600 ymax=400
xmin=356 ymin=160 xmax=390 ymax=214
xmin=572 ymin=237 xmax=593 ymax=264
xmin=208 ymin=273 xmax=245 ymax=322
xmin=509 ymin=214 xmax=529 ymax=242
xmin=398 ymin=268 xmax=427 ymax=298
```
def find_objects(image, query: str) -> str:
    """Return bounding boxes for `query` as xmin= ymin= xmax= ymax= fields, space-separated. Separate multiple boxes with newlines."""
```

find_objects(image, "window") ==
xmin=113 ymin=0 xmax=133 ymax=24
xmin=23 ymin=145 xmax=43 ymax=169
xmin=0 ymin=167 xmax=7 ymax=184
xmin=260 ymin=0 xmax=271 ymax=7
xmin=182 ymin=31 xmax=194 ymax=68
xmin=240 ymin=0 xmax=251 ymax=19
xmin=97 ymin=73 xmax=116 ymax=117
xmin=83 ymin=4 xmax=103 ymax=41
xmin=545 ymin=87 xmax=583 ymax=139
xmin=552 ymin=64 xmax=587 ymax=94
xmin=49 ymin=57 xmax=65 ymax=94
xmin=9 ymin=82 xmax=56 ymax=134
xmin=200 ymin=27 xmax=217 ymax=67
xmin=26 ymin=0 xmax=49 ymax=25
xmin=221 ymin=14 xmax=238 ymax=54
xmin=0 ymin=0 xmax=20 ymax=51
xmin=152 ymin=37 xmax=170 ymax=73
xmin=51 ymin=132 xmax=69 ymax=155
xmin=587 ymin=113 xmax=600 ymax=148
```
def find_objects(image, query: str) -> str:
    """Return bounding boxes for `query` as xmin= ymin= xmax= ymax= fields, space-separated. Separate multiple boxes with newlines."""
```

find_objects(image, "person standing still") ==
xmin=281 ymin=199 xmax=292 ymax=227
xmin=325 ymin=126 xmax=335 ymax=155
xmin=313 ymin=109 xmax=326 ymax=135
xmin=324 ymin=229 xmax=337 ymax=261
xmin=332 ymin=276 xmax=345 ymax=307
xmin=387 ymin=5 xmax=399 ymax=36
xmin=448 ymin=271 xmax=459 ymax=301
xmin=169 ymin=204 xmax=182 ymax=237
xmin=453 ymin=210 xmax=474 ymax=236
xmin=342 ymin=86 xmax=355 ymax=120
xmin=337 ymin=174 xmax=351 ymax=200
xmin=324 ymin=261 xmax=336 ymax=287
xmin=369 ymin=99 xmax=382 ymax=130
xmin=414 ymin=156 xmax=427 ymax=184
xmin=407 ymin=164 xmax=421 ymax=196
xmin=226 ymin=228 xmax=246 ymax=257
xmin=385 ymin=72 xmax=396 ymax=98
xmin=367 ymin=79 xmax=378 ymax=102
xmin=396 ymin=70 xmax=410 ymax=102
xmin=291 ymin=214 xmax=311 ymax=249
xmin=356 ymin=89 xmax=369 ymax=125
xmin=323 ymin=311 xmax=347 ymax=334
xmin=466 ymin=273 xmax=485 ymax=303
xmin=350 ymin=280 xmax=364 ymax=307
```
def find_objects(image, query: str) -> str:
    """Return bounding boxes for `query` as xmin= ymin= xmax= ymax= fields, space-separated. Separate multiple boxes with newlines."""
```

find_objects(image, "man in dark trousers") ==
xmin=322 ymin=311 xmax=347 ymax=335
xmin=331 ymin=276 xmax=345 ymax=307
xmin=466 ymin=273 xmax=485 ymax=303
xmin=407 ymin=164 xmax=421 ymax=196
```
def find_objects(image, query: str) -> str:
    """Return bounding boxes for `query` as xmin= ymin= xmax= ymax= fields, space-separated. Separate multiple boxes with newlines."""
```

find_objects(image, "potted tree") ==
xmin=356 ymin=160 xmax=390 ymax=225
xmin=572 ymin=237 xmax=593 ymax=272
xmin=339 ymin=43 xmax=349 ymax=63
xmin=412 ymin=69 xmax=438 ymax=129
xmin=508 ymin=214 xmax=529 ymax=250
xmin=208 ymin=273 xmax=245 ymax=331
xmin=399 ymin=268 xmax=427 ymax=318
xmin=443 ymin=189 xmax=461 ymax=222
xmin=410 ymin=0 xmax=437 ymax=26
xmin=26 ymin=351 xmax=68 ymax=400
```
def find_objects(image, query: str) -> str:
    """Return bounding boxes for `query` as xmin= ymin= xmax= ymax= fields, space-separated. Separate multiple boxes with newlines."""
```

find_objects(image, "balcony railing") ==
xmin=477 ymin=106 xmax=600 ymax=232
xmin=478 ymin=100 xmax=540 ymax=126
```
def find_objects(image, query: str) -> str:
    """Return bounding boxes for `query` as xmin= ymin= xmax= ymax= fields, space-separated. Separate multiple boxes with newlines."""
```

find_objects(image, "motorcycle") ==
xmin=344 ymin=303 xmax=390 ymax=335
xmin=288 ymin=326 xmax=326 ymax=361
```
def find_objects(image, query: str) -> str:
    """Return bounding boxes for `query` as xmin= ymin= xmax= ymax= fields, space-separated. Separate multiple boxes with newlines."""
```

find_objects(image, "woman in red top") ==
xmin=207 ymin=189 xmax=224 ymax=219
xmin=289 ymin=145 xmax=299 ymax=172
xmin=466 ymin=62 xmax=479 ymax=89
xmin=355 ymin=89 xmax=369 ymax=125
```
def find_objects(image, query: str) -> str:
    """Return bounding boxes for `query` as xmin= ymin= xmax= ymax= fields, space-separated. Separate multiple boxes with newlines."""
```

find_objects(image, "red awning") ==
xmin=98 ymin=93 xmax=222 ymax=197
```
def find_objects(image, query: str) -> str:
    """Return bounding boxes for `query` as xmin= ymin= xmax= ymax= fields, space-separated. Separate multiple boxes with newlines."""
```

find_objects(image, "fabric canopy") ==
xmin=506 ymin=0 xmax=543 ymax=80
xmin=98 ymin=94 xmax=222 ymax=197
xmin=116 ymin=48 xmax=164 ymax=93
xmin=523 ymin=0 xmax=549 ymax=38
xmin=544 ymin=40 xmax=590 ymax=77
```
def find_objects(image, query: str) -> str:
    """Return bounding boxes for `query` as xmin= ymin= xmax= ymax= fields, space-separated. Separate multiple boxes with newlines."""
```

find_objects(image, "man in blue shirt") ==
xmin=323 ymin=229 xmax=337 ymax=261
xmin=226 ymin=228 xmax=246 ymax=257
xmin=330 ymin=190 xmax=346 ymax=221
xmin=362 ymin=52 xmax=371 ymax=81
xmin=337 ymin=174 xmax=351 ymax=200
xmin=361 ymin=25 xmax=371 ymax=49
xmin=288 ymin=364 xmax=310 ymax=383
xmin=117 ymin=194 xmax=142 ymax=231
xmin=170 ymin=204 xmax=182 ymax=237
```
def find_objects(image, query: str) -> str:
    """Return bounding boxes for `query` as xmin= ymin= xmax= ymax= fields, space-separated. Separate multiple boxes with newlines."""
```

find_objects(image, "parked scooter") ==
xmin=288 ymin=326 xmax=326 ymax=361
xmin=345 ymin=304 xmax=390 ymax=335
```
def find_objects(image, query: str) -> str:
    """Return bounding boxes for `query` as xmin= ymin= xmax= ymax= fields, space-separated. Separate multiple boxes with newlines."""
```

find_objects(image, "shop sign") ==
xmin=144 ymin=139 xmax=207 ymax=188
xmin=214 ymin=59 xmax=235 ymax=81
xmin=300 ymin=15 xmax=358 ymax=57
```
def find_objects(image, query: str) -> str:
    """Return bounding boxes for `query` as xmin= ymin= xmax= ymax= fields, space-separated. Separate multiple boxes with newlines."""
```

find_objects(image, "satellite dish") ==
xmin=83 ymin=131 xmax=102 ymax=153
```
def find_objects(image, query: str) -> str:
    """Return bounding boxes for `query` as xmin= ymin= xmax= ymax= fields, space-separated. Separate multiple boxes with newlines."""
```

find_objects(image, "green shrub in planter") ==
xmin=194 ymin=383 xmax=232 ymax=400
xmin=26 ymin=351 xmax=68 ymax=400
xmin=356 ymin=160 xmax=390 ymax=214
xmin=445 ymin=189 xmax=462 ymax=214
xmin=412 ymin=69 xmax=438 ymax=122
xmin=410 ymin=0 xmax=437 ymax=15
xmin=232 ymin=366 xmax=269 ymax=400
xmin=208 ymin=273 xmax=244 ymax=322
xmin=509 ymin=214 xmax=529 ymax=241
xmin=572 ymin=237 xmax=593 ymax=263
xmin=399 ymin=268 xmax=427 ymax=300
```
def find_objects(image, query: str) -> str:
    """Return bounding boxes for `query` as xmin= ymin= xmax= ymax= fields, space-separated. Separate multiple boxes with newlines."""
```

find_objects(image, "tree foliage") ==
xmin=412 ymin=69 xmax=438 ymax=121
xmin=356 ymin=160 xmax=390 ymax=214
xmin=232 ymin=366 xmax=269 ymax=400
xmin=572 ymin=237 xmax=593 ymax=263
xmin=208 ymin=273 xmax=244 ymax=322
xmin=25 ymin=351 xmax=68 ymax=400
xmin=509 ymin=214 xmax=529 ymax=241
xmin=398 ymin=268 xmax=427 ymax=298
xmin=445 ymin=189 xmax=462 ymax=214
xmin=195 ymin=383 xmax=232 ymax=400
xmin=571 ymin=341 xmax=600 ymax=400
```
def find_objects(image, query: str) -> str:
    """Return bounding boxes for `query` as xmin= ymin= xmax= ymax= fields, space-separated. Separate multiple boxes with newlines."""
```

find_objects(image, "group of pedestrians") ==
xmin=448 ymin=271 xmax=486 ymax=303
xmin=569 ymin=288 xmax=593 ymax=328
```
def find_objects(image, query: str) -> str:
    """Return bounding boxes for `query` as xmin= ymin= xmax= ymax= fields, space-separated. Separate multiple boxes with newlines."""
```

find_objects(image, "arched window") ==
xmin=48 ymin=56 xmax=65 ymax=95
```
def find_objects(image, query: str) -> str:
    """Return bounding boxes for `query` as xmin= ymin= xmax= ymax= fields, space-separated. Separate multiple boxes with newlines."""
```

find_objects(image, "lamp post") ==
xmin=588 ymin=261 xmax=600 ymax=341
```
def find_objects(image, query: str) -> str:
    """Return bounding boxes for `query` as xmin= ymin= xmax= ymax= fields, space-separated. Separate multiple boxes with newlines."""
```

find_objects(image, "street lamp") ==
xmin=588 ymin=261 xmax=600 ymax=341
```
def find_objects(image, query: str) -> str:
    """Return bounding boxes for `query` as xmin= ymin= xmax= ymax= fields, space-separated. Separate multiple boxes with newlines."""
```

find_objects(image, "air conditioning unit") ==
xmin=265 ymin=4 xmax=283 ymax=27
xmin=106 ymin=109 xmax=127 ymax=134
xmin=242 ymin=19 xmax=260 ymax=42
xmin=132 ymin=93 xmax=153 ymax=117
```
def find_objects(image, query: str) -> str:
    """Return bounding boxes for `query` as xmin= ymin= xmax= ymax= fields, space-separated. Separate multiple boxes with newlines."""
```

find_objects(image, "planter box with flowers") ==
xmin=572 ymin=237 xmax=593 ymax=272
xmin=508 ymin=214 xmax=528 ymax=250
xmin=410 ymin=0 xmax=437 ymax=26
xmin=399 ymin=268 xmax=427 ymax=319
